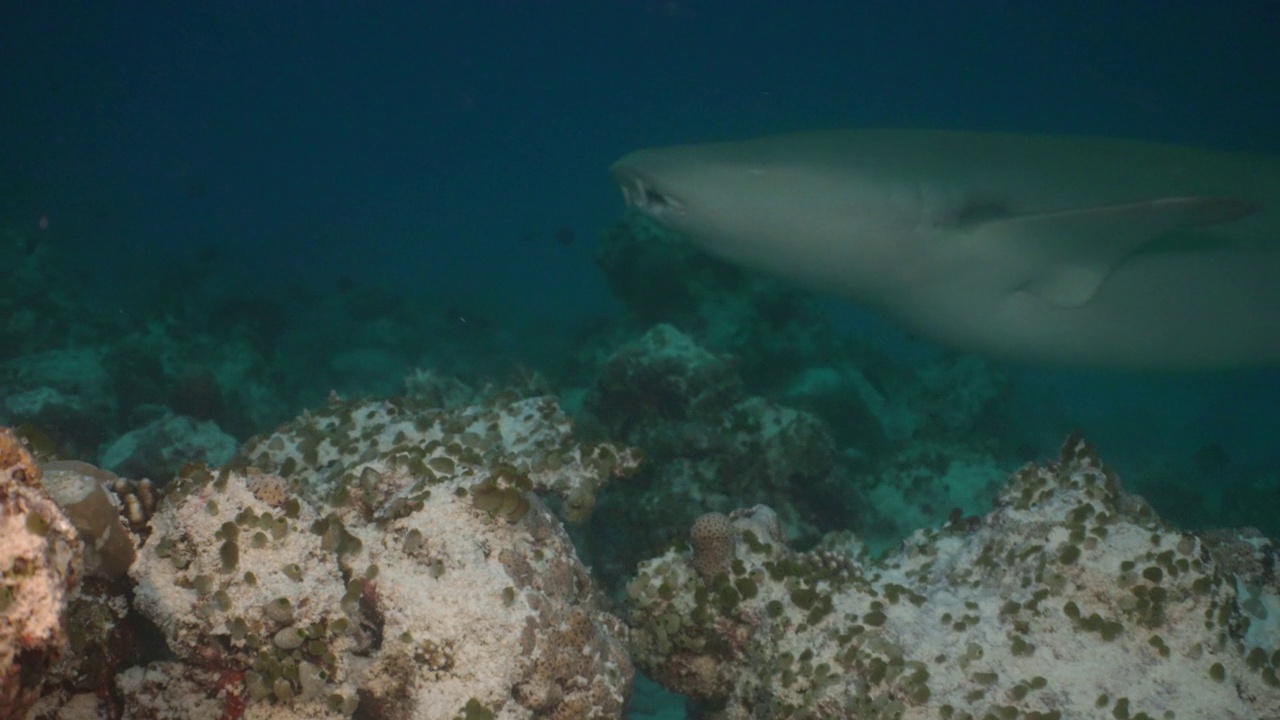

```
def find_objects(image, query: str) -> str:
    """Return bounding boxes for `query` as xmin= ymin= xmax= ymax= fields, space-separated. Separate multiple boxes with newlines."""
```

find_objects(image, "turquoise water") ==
xmin=3 ymin=3 xmax=1277 ymax=718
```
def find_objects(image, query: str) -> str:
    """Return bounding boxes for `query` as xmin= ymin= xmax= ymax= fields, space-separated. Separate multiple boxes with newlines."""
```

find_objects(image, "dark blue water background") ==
xmin=3 ymin=1 xmax=1278 ymax=496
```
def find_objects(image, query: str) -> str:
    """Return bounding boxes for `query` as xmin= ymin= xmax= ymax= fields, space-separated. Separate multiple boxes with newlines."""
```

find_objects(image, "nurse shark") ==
xmin=610 ymin=130 xmax=1280 ymax=369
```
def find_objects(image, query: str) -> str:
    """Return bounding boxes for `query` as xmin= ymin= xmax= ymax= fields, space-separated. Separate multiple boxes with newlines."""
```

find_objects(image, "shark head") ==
xmin=610 ymin=137 xmax=919 ymax=301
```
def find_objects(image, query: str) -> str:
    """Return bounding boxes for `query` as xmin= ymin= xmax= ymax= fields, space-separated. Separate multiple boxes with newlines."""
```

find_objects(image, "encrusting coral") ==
xmin=625 ymin=435 xmax=1280 ymax=719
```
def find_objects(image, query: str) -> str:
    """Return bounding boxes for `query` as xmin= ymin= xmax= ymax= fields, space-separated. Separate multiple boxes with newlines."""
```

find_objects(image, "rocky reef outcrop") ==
xmin=625 ymin=436 xmax=1280 ymax=719
xmin=14 ymin=390 xmax=641 ymax=720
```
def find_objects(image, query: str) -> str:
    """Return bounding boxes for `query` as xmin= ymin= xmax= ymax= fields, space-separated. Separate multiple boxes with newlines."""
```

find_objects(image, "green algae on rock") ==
xmin=625 ymin=436 xmax=1280 ymax=719
xmin=123 ymin=393 xmax=637 ymax=719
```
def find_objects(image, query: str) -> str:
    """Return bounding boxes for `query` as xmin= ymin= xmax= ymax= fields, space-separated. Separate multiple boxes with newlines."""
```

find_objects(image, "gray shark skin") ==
xmin=610 ymin=130 xmax=1280 ymax=369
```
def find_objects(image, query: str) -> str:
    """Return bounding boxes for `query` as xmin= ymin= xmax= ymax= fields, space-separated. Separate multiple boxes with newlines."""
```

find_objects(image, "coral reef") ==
xmin=103 ymin=316 xmax=291 ymax=443
xmin=3 ymin=208 xmax=1277 ymax=720
xmin=625 ymin=436 xmax=1280 ymax=719
xmin=18 ymin=389 xmax=642 ymax=719
xmin=0 ymin=349 xmax=116 ymax=459
xmin=38 ymin=460 xmax=138 ymax=580
xmin=236 ymin=393 xmax=641 ymax=525
xmin=98 ymin=412 xmax=237 ymax=480
xmin=0 ymin=428 xmax=83 ymax=718
xmin=123 ymin=393 xmax=637 ymax=719
xmin=578 ymin=323 xmax=1011 ymax=593
xmin=593 ymin=214 xmax=838 ymax=392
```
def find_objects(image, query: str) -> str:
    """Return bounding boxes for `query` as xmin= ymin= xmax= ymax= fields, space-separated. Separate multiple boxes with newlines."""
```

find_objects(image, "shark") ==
xmin=610 ymin=129 xmax=1280 ymax=369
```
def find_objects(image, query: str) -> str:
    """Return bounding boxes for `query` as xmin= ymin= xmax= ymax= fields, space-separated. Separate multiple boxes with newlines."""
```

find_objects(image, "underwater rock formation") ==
xmin=10 ymin=364 xmax=1275 ymax=720
xmin=236 ymin=393 xmax=641 ymax=526
xmin=593 ymin=214 xmax=839 ymax=391
xmin=625 ymin=436 xmax=1280 ymax=719
xmin=580 ymin=322 xmax=1011 ymax=594
xmin=98 ymin=412 xmax=237 ymax=481
xmin=0 ymin=428 xmax=83 ymax=718
xmin=23 ymin=391 xmax=640 ymax=720
xmin=0 ymin=349 xmax=117 ymax=459
xmin=583 ymin=324 xmax=844 ymax=552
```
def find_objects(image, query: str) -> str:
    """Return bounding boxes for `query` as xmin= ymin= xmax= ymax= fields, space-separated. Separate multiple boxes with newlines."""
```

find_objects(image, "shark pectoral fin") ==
xmin=1021 ymin=263 xmax=1111 ymax=307
xmin=985 ymin=196 xmax=1262 ymax=308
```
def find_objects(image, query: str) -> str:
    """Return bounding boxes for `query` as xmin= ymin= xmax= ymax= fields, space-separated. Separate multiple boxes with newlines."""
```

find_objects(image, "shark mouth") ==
xmin=612 ymin=168 xmax=683 ymax=219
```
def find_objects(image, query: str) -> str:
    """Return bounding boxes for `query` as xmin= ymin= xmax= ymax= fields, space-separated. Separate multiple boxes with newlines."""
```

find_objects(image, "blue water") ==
xmin=7 ymin=2 xmax=1277 ymax=318
xmin=3 ymin=2 xmax=1278 ymax=717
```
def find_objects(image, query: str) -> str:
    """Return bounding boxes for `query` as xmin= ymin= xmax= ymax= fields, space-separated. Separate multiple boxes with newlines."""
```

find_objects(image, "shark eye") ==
xmin=951 ymin=200 xmax=1012 ymax=228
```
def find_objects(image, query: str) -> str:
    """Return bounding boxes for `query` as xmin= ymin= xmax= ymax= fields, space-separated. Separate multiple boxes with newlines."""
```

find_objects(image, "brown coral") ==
xmin=690 ymin=512 xmax=736 ymax=580
xmin=39 ymin=460 xmax=137 ymax=579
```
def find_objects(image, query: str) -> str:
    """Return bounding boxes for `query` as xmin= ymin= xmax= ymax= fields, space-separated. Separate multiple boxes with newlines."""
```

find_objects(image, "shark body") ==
xmin=610 ymin=130 xmax=1280 ymax=369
